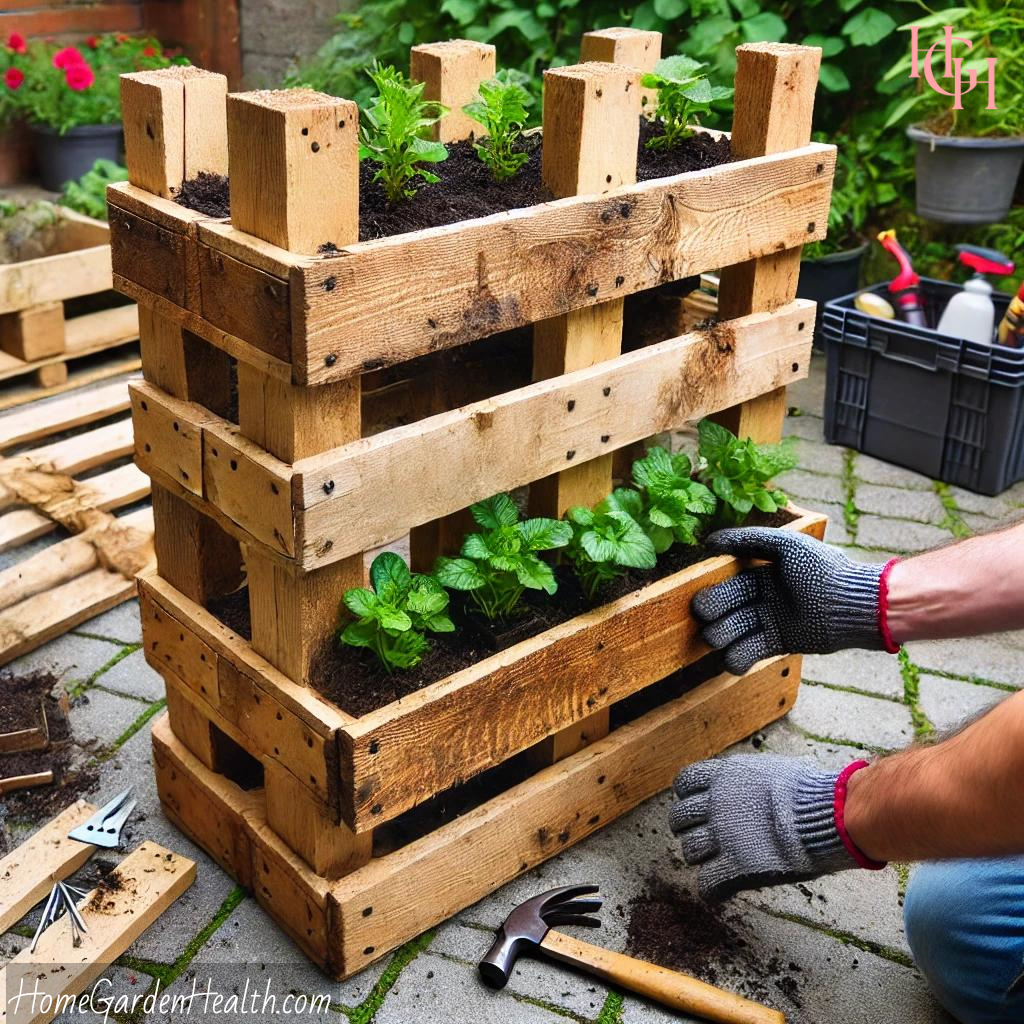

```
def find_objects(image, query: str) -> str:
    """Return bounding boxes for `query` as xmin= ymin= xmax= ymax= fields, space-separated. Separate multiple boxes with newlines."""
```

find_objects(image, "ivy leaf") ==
xmin=843 ymin=7 xmax=897 ymax=46
xmin=818 ymin=64 xmax=852 ymax=92
xmin=740 ymin=12 xmax=787 ymax=43
xmin=653 ymin=0 xmax=687 ymax=19
xmin=440 ymin=0 xmax=478 ymax=24
xmin=804 ymin=33 xmax=846 ymax=57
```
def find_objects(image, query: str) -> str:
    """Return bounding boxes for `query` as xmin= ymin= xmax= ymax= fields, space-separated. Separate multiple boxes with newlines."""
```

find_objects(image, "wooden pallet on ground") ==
xmin=0 ymin=207 xmax=140 ymax=403
xmin=0 ymin=381 xmax=154 ymax=665
xmin=111 ymin=36 xmax=834 ymax=977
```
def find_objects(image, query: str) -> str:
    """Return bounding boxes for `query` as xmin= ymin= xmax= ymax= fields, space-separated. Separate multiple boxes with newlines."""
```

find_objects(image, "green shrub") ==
xmin=462 ymin=69 xmax=533 ymax=180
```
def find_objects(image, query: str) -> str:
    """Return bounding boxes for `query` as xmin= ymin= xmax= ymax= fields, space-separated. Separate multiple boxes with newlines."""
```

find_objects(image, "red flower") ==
xmin=115 ymin=33 xmax=130 ymax=43
xmin=85 ymin=35 xmax=99 ymax=49
xmin=4 ymin=67 xmax=24 ymax=90
xmin=6 ymin=32 xmax=27 ymax=54
xmin=52 ymin=45 xmax=85 ymax=69
xmin=142 ymin=45 xmax=157 ymax=57
xmin=65 ymin=61 xmax=94 ymax=91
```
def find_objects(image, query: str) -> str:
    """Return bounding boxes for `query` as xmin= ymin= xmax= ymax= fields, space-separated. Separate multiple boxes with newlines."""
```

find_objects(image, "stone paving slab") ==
xmin=9 ymin=631 xmax=123 ymax=685
xmin=95 ymin=647 xmax=164 ymax=702
xmin=801 ymin=648 xmax=905 ymax=700
xmin=904 ymin=636 xmax=1024 ymax=687
xmin=854 ymin=483 xmax=946 ymax=526
xmin=66 ymin=687 xmax=149 ymax=750
xmin=76 ymin=598 xmax=145 ymax=646
xmin=816 ymin=501 xmax=852 ymax=545
xmin=917 ymin=673 xmax=1009 ymax=733
xmin=773 ymin=468 xmax=846 ymax=506
xmin=855 ymin=515 xmax=950 ymax=553
xmin=788 ymin=436 xmax=845 ymax=476
xmin=853 ymin=453 xmax=934 ymax=491
xmin=789 ymin=681 xmax=914 ymax=751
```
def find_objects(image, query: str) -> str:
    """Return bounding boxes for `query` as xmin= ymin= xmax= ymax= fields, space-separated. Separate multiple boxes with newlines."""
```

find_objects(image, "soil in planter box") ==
xmin=173 ymin=122 xmax=730 ymax=243
xmin=204 ymin=510 xmax=795 ymax=717
xmin=626 ymin=878 xmax=805 ymax=1013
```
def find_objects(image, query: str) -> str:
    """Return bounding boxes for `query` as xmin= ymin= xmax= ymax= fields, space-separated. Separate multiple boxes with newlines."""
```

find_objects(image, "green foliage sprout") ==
xmin=696 ymin=419 xmax=796 ymax=527
xmin=565 ymin=503 xmax=656 ymax=600
xmin=435 ymin=493 xmax=572 ymax=621
xmin=641 ymin=56 xmax=732 ymax=149
xmin=60 ymin=158 xmax=127 ymax=221
xmin=359 ymin=62 xmax=449 ymax=203
xmin=339 ymin=551 xmax=454 ymax=672
xmin=462 ymin=69 xmax=533 ymax=181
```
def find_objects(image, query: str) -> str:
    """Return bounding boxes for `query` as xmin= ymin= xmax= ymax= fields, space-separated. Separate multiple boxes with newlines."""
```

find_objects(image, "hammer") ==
xmin=479 ymin=885 xmax=785 ymax=1024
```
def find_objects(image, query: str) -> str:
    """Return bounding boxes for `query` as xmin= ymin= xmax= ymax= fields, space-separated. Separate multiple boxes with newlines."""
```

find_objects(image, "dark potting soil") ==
xmin=626 ymin=878 xmax=804 ymax=1013
xmin=206 ymin=586 xmax=252 ymax=641
xmin=173 ymin=120 xmax=730 ymax=243
xmin=173 ymin=171 xmax=231 ymax=218
xmin=0 ymin=671 xmax=99 ymax=824
xmin=0 ymin=671 xmax=52 ymax=733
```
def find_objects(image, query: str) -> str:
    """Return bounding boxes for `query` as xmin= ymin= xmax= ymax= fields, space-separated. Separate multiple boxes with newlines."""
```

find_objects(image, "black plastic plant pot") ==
xmin=798 ymin=243 xmax=868 ymax=351
xmin=907 ymin=125 xmax=1024 ymax=225
xmin=30 ymin=123 xmax=124 ymax=192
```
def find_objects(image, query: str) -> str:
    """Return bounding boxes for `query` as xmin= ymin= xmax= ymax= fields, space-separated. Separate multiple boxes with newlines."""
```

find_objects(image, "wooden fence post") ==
xmin=529 ymin=61 xmax=640 ymax=764
xmin=580 ymin=27 xmax=661 ymax=114
xmin=407 ymin=41 xmax=499 ymax=573
xmin=713 ymin=43 xmax=821 ymax=442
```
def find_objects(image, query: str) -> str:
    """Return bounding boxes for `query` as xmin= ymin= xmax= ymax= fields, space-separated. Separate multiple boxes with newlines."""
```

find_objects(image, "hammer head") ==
xmin=478 ymin=884 xmax=602 ymax=988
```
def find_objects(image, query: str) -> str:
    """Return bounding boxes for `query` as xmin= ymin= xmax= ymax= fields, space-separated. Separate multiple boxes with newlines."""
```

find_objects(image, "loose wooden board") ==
xmin=0 ymin=841 xmax=196 ymax=1024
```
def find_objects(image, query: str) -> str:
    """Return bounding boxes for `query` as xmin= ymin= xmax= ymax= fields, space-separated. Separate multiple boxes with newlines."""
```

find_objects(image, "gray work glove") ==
xmin=692 ymin=528 xmax=892 ymax=675
xmin=670 ymin=755 xmax=875 ymax=902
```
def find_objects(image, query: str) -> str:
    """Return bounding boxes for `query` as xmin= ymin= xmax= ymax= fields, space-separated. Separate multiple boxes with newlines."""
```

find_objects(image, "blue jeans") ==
xmin=904 ymin=857 xmax=1024 ymax=1024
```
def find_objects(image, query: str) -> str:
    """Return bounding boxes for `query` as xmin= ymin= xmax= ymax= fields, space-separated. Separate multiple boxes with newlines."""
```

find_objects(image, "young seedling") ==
xmin=359 ymin=62 xmax=448 ymax=202
xmin=696 ymin=418 xmax=797 ymax=526
xmin=565 ymin=503 xmax=657 ymax=601
xmin=339 ymin=551 xmax=454 ymax=672
xmin=627 ymin=445 xmax=717 ymax=550
xmin=640 ymin=55 xmax=732 ymax=149
xmin=435 ymin=493 xmax=572 ymax=621
xmin=462 ymin=69 xmax=533 ymax=182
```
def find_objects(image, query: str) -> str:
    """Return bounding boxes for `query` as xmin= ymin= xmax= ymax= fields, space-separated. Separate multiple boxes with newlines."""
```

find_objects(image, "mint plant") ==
xmin=435 ymin=493 xmax=572 ymax=621
xmin=462 ymin=69 xmax=533 ymax=181
xmin=339 ymin=551 xmax=453 ymax=672
xmin=565 ymin=504 xmax=656 ymax=600
xmin=629 ymin=445 xmax=716 ymax=549
xmin=359 ymin=62 xmax=448 ymax=203
xmin=641 ymin=56 xmax=732 ymax=149
xmin=696 ymin=419 xmax=796 ymax=526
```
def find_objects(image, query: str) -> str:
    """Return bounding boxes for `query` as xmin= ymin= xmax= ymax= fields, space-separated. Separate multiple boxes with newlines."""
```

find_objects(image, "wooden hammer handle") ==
xmin=540 ymin=930 xmax=785 ymax=1024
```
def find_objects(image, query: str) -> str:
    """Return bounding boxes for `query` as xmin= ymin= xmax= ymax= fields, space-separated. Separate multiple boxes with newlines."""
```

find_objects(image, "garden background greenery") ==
xmin=285 ymin=0 xmax=1023 ymax=291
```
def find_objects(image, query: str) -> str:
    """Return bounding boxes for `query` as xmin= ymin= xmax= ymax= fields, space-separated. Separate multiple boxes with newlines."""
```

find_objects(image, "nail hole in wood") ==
xmin=615 ymin=275 xmax=625 ymax=287
xmin=620 ymin=203 xmax=631 ymax=217
xmin=586 ymin=283 xmax=598 ymax=296
xmin=603 ymin=386 xmax=611 ymax=396
xmin=144 ymin=443 xmax=151 ymax=453
xmin=371 ymin=804 xmax=382 ymax=815
xmin=230 ymin=459 xmax=238 ymax=471
xmin=181 ymin=470 xmax=189 ymax=480
xmin=778 ymin=697 xmax=787 ymax=707
xmin=606 ymin=174 xmax=612 ymax=183
xmin=276 ymin=711 xmax=282 ymax=720
xmin=323 ymin=277 xmax=336 ymax=292
xmin=270 ymin=482 xmax=279 ymax=495
xmin=567 ymin=400 xmax=575 ymax=411
xmin=781 ymin=667 xmax=791 ymax=677
xmin=807 ymin=221 xmax=816 ymax=233
xmin=798 ymin=321 xmax=805 ymax=331
xmin=146 ymin=123 xmax=154 ymax=139
xmin=306 ymin=737 xmax=313 ymax=748
xmin=791 ymin=362 xmax=799 ymax=373
xmin=597 ymin=774 xmax=606 ymax=784
xmin=311 ymin=141 xmax=320 ymax=152
xmin=816 ymin=162 xmax=824 ymax=173
xmin=362 ymin=907 xmax=373 ymax=917
xmin=302 ymin=127 xmax=309 ymax=136
xmin=566 ymin=450 xmax=576 ymax=460
xmin=339 ymin=119 xmax=346 ymax=128
xmin=369 ymin=739 xmax=380 ymax=754
xmin=172 ymin=421 xmax=179 ymax=432
xmin=211 ymin=448 xmax=219 ymax=457
xmin=596 ymin=88 xmax=603 ymax=97
xmin=141 ymin=400 xmax=148 ymax=411
xmin=601 ymin=434 xmax=610 ymax=443
xmin=325 ymin=353 xmax=338 ymax=367
xmin=363 ymin=946 xmax=375 ymax=956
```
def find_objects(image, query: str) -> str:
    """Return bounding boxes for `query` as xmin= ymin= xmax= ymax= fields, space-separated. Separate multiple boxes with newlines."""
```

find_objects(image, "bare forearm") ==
xmin=885 ymin=520 xmax=1024 ymax=643
xmin=845 ymin=689 xmax=1024 ymax=862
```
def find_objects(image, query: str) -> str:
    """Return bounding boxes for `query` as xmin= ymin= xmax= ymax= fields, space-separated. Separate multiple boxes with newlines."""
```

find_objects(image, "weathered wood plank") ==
xmin=294 ymin=143 xmax=833 ymax=382
xmin=0 ymin=381 xmax=128 ymax=451
xmin=338 ymin=507 xmax=825 ymax=829
xmin=131 ymin=379 xmax=209 ymax=498
xmin=294 ymin=302 xmax=814 ymax=567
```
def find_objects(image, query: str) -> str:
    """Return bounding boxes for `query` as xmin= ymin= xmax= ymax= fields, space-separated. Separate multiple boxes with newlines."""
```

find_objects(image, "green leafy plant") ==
xmin=627 ymin=445 xmax=717 ymax=550
xmin=59 ymin=158 xmax=127 ymax=220
xmin=564 ymin=503 xmax=656 ymax=600
xmin=339 ymin=551 xmax=454 ymax=671
xmin=462 ymin=69 xmax=533 ymax=180
xmin=435 ymin=493 xmax=572 ymax=621
xmin=696 ymin=418 xmax=796 ymax=526
xmin=359 ymin=62 xmax=448 ymax=202
xmin=640 ymin=55 xmax=732 ymax=148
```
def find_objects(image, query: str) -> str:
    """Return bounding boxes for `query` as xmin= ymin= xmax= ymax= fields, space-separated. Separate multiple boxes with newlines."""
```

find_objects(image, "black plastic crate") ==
xmin=823 ymin=278 xmax=1024 ymax=495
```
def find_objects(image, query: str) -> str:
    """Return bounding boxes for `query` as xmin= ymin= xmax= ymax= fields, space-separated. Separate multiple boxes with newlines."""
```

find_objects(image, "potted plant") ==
xmin=2 ymin=32 xmax=185 ymax=191
xmin=882 ymin=3 xmax=1024 ymax=225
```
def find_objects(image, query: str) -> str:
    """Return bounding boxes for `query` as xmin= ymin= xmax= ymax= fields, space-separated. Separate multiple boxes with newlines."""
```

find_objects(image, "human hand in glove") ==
xmin=692 ymin=529 xmax=900 ymax=675
xmin=669 ymin=755 xmax=884 ymax=902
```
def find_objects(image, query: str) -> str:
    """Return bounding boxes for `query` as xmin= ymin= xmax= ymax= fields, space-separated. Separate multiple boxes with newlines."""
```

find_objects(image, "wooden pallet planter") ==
xmin=113 ymin=34 xmax=834 ymax=977
xmin=0 ymin=382 xmax=155 ymax=665
xmin=0 ymin=208 xmax=140 ymax=396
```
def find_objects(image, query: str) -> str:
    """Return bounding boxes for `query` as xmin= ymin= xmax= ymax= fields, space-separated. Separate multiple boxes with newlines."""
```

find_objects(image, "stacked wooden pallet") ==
xmin=0 ymin=382 xmax=153 ymax=665
xmin=111 ymin=38 xmax=834 ymax=977
xmin=0 ymin=207 xmax=140 ymax=406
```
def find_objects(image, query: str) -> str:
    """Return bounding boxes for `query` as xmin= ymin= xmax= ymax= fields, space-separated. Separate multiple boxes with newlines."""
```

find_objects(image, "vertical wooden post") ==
xmin=529 ymin=62 xmax=640 ymax=764
xmin=410 ymin=40 xmax=497 ymax=143
xmin=713 ymin=43 xmax=821 ymax=443
xmin=407 ymin=42 xmax=498 ymax=572
xmin=580 ymin=27 xmax=661 ymax=115
xmin=123 ymin=68 xmax=242 ymax=607
xmin=120 ymin=66 xmax=228 ymax=198
xmin=227 ymin=87 xmax=370 ymax=876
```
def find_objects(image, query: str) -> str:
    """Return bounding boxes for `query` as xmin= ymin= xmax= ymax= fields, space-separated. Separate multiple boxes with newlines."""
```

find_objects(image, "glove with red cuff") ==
xmin=669 ymin=755 xmax=885 ymax=902
xmin=691 ymin=528 xmax=900 ymax=675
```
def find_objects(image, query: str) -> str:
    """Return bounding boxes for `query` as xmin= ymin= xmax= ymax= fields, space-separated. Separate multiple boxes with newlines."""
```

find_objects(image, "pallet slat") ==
xmin=0 ymin=381 xmax=130 ymax=451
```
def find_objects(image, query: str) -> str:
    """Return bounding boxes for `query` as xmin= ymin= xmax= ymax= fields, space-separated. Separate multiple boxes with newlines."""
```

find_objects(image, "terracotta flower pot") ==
xmin=30 ymin=122 xmax=123 ymax=191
